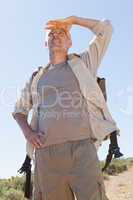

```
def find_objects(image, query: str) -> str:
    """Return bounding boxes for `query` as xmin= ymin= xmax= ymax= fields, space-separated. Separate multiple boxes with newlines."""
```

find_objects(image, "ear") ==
xmin=68 ymin=39 xmax=72 ymax=48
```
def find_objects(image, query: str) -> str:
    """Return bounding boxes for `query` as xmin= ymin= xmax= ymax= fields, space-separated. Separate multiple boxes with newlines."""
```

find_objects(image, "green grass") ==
xmin=100 ymin=157 xmax=133 ymax=177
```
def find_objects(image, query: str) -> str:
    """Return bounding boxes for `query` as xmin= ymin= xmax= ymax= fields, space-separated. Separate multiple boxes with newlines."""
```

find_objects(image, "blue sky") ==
xmin=0 ymin=0 xmax=133 ymax=178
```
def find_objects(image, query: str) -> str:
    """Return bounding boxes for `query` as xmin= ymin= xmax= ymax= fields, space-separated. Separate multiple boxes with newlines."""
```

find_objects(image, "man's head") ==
xmin=45 ymin=28 xmax=72 ymax=53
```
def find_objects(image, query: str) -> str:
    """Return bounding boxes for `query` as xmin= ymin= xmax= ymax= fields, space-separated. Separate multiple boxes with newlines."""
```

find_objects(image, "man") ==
xmin=12 ymin=16 xmax=118 ymax=200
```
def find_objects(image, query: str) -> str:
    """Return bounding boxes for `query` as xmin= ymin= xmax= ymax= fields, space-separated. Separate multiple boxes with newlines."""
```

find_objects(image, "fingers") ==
xmin=36 ymin=136 xmax=43 ymax=147
xmin=45 ymin=21 xmax=60 ymax=30
xmin=31 ymin=137 xmax=42 ymax=149
xmin=46 ymin=20 xmax=58 ymax=25
xmin=31 ymin=133 xmax=45 ymax=149
xmin=45 ymin=20 xmax=69 ymax=31
xmin=46 ymin=20 xmax=63 ymax=25
xmin=45 ymin=24 xmax=55 ymax=30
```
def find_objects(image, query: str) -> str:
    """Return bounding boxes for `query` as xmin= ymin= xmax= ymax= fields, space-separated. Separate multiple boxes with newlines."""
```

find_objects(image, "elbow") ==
xmin=12 ymin=112 xmax=27 ymax=121
xmin=102 ymin=19 xmax=113 ymax=35
xmin=12 ymin=112 xmax=17 ymax=120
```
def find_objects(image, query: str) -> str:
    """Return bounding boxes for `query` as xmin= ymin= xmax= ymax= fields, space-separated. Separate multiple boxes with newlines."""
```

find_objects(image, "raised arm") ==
xmin=46 ymin=16 xmax=113 ymax=77
xmin=75 ymin=17 xmax=113 ymax=76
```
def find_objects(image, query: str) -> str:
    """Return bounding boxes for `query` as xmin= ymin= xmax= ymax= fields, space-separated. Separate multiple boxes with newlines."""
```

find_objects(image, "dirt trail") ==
xmin=104 ymin=166 xmax=133 ymax=200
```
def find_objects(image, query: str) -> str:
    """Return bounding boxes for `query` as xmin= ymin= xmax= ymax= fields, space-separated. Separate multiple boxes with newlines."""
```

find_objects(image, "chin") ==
xmin=51 ymin=46 xmax=65 ymax=52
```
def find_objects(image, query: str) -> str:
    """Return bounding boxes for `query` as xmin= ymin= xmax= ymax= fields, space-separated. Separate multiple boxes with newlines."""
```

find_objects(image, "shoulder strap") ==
xmin=97 ymin=77 xmax=107 ymax=101
xmin=31 ymin=66 xmax=43 ymax=81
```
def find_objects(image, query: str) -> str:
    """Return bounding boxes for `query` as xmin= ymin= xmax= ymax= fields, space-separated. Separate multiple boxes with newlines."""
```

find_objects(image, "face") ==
xmin=47 ymin=28 xmax=72 ymax=52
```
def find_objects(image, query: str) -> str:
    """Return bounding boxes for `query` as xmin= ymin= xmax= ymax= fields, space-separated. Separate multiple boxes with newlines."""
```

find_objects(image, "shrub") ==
xmin=101 ymin=158 xmax=130 ymax=175
xmin=3 ymin=188 xmax=26 ymax=200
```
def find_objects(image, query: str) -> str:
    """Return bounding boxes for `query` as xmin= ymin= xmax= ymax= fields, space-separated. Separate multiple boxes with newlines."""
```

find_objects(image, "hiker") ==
xmin=12 ymin=16 xmax=120 ymax=200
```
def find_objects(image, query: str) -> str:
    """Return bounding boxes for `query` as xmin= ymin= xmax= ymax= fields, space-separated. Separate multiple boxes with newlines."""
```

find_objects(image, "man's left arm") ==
xmin=72 ymin=16 xmax=113 ymax=77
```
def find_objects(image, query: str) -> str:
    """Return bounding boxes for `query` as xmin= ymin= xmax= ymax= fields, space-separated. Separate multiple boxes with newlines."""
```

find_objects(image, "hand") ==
xmin=45 ymin=16 xmax=76 ymax=31
xmin=26 ymin=131 xmax=46 ymax=149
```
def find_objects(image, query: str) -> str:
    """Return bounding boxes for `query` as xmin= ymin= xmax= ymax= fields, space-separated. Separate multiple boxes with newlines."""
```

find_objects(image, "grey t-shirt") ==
xmin=37 ymin=60 xmax=92 ymax=147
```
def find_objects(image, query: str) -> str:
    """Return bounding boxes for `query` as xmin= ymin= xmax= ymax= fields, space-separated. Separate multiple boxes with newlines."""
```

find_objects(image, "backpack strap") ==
xmin=31 ymin=66 xmax=43 ymax=80
xmin=97 ymin=77 xmax=107 ymax=101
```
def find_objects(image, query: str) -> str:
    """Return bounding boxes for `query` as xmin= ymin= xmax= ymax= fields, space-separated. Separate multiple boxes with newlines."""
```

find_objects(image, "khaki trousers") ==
xmin=33 ymin=138 xmax=109 ymax=200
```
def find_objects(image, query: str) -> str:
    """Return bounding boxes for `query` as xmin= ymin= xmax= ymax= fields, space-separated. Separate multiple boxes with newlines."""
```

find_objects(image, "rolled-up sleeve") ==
xmin=80 ymin=19 xmax=113 ymax=77
xmin=12 ymin=77 xmax=33 ymax=117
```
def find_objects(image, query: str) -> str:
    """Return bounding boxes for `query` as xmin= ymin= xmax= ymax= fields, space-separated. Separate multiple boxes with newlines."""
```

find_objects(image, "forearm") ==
xmin=13 ymin=113 xmax=32 ymax=139
xmin=13 ymin=113 xmax=44 ymax=148
xmin=72 ymin=16 xmax=100 ymax=30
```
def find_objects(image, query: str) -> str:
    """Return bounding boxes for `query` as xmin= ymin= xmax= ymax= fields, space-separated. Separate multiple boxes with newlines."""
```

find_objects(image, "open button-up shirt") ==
xmin=12 ymin=19 xmax=120 ymax=159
